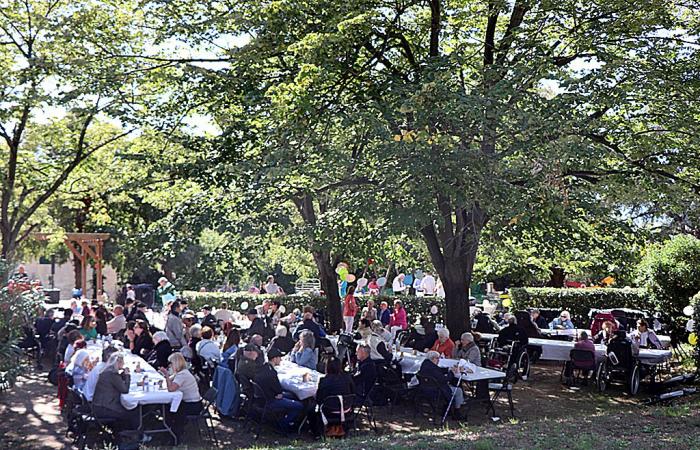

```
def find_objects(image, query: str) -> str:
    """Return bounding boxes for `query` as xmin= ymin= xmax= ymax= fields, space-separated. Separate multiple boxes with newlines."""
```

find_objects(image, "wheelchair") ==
xmin=486 ymin=339 xmax=530 ymax=382
xmin=596 ymin=340 xmax=642 ymax=395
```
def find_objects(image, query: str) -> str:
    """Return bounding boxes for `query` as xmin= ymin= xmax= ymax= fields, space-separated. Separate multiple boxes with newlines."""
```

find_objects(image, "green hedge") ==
xmin=691 ymin=292 xmax=700 ymax=372
xmin=181 ymin=291 xmax=447 ymax=327
xmin=510 ymin=287 xmax=654 ymax=327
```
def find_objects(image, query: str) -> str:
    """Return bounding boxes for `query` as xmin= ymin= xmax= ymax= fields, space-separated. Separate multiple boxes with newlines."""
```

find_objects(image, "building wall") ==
xmin=21 ymin=257 xmax=119 ymax=300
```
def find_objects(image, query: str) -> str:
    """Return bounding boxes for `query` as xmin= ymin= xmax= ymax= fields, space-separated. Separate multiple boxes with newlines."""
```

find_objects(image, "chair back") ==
xmin=319 ymin=394 xmax=355 ymax=424
xmin=590 ymin=312 xmax=618 ymax=336
xmin=318 ymin=337 xmax=335 ymax=355
xmin=569 ymin=349 xmax=595 ymax=369
xmin=250 ymin=380 xmax=271 ymax=403
xmin=607 ymin=340 xmax=635 ymax=369
xmin=203 ymin=386 xmax=218 ymax=405
xmin=394 ymin=330 xmax=409 ymax=347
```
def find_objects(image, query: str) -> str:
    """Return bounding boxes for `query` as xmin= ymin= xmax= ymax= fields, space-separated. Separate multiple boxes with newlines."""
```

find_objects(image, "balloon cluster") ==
xmin=335 ymin=263 xmax=355 ymax=282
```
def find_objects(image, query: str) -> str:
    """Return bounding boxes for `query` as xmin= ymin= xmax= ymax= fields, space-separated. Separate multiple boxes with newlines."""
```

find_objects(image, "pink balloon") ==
xmin=346 ymin=274 xmax=357 ymax=283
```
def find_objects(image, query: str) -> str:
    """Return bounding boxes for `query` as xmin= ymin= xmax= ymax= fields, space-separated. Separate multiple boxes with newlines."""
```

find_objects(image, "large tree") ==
xmin=0 ymin=0 xmax=151 ymax=259
xmin=138 ymin=0 xmax=698 ymax=336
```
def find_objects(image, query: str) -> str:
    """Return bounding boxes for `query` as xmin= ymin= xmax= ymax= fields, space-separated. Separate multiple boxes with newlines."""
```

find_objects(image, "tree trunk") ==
xmin=313 ymin=250 xmax=343 ymax=333
xmin=441 ymin=257 xmax=471 ymax=339
xmin=548 ymin=266 xmax=566 ymax=288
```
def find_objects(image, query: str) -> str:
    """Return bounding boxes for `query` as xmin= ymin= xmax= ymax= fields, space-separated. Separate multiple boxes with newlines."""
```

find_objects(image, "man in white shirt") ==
xmin=392 ymin=274 xmax=406 ymax=294
xmin=106 ymin=305 xmax=126 ymax=335
xmin=84 ymin=346 xmax=119 ymax=401
xmin=214 ymin=302 xmax=234 ymax=325
xmin=421 ymin=272 xmax=436 ymax=295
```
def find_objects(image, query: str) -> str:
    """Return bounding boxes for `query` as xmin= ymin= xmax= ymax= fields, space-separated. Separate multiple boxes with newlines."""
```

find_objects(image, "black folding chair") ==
xmin=318 ymin=394 xmax=356 ymax=439
xmin=185 ymin=387 xmax=219 ymax=447
xmin=413 ymin=375 xmax=450 ymax=422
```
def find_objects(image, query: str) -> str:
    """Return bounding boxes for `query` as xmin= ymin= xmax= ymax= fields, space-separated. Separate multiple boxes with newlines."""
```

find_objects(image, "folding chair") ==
xmin=185 ymin=387 xmax=219 ymax=447
xmin=318 ymin=394 xmax=356 ymax=439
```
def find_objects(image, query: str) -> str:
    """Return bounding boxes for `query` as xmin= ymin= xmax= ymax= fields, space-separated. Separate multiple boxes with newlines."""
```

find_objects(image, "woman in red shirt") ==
xmin=343 ymin=286 xmax=358 ymax=333
xmin=430 ymin=327 xmax=455 ymax=357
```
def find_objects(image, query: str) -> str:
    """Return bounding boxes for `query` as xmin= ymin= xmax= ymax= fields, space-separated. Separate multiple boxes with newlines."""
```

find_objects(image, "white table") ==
xmin=540 ymin=328 xmax=671 ymax=349
xmin=84 ymin=342 xmax=183 ymax=412
xmin=480 ymin=334 xmax=672 ymax=365
xmin=394 ymin=349 xmax=505 ymax=381
xmin=276 ymin=360 xmax=322 ymax=400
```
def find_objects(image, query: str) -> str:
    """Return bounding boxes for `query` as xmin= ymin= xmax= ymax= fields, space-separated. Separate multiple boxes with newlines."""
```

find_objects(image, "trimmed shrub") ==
xmin=692 ymin=291 xmax=700 ymax=372
xmin=636 ymin=234 xmax=700 ymax=318
xmin=510 ymin=287 xmax=653 ymax=327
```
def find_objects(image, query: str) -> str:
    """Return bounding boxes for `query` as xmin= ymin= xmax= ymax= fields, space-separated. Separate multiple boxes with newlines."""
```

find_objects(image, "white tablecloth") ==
xmin=394 ymin=349 xmax=505 ymax=381
xmin=84 ymin=342 xmax=183 ymax=412
xmin=276 ymin=360 xmax=322 ymax=400
xmin=540 ymin=328 xmax=671 ymax=349
xmin=480 ymin=334 xmax=672 ymax=365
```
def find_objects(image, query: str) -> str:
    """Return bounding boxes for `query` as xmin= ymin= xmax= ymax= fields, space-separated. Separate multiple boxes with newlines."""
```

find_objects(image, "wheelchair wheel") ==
xmin=517 ymin=350 xmax=530 ymax=381
xmin=628 ymin=365 xmax=640 ymax=395
xmin=596 ymin=360 xmax=608 ymax=392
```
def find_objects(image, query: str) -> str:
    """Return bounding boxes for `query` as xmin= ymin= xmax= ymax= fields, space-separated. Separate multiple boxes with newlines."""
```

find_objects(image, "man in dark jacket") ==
xmin=352 ymin=345 xmax=377 ymax=398
xmin=244 ymin=309 xmax=267 ymax=341
xmin=235 ymin=344 xmax=264 ymax=397
xmin=200 ymin=305 xmax=218 ymax=329
xmin=530 ymin=309 xmax=548 ymax=329
xmin=293 ymin=310 xmax=326 ymax=342
xmin=254 ymin=348 xmax=304 ymax=432
xmin=417 ymin=350 xmax=464 ymax=410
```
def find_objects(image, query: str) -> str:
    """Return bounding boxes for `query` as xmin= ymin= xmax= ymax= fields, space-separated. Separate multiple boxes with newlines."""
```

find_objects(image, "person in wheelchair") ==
xmin=598 ymin=329 xmax=643 ymax=394
xmin=497 ymin=315 xmax=528 ymax=348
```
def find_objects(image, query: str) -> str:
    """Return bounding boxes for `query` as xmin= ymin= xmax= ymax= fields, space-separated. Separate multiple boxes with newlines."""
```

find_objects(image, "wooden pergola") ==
xmin=34 ymin=232 xmax=110 ymax=295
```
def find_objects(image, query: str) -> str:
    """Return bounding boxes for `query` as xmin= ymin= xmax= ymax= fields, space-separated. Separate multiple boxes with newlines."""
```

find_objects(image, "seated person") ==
xmin=292 ymin=306 xmax=327 ymax=341
xmin=352 ymin=345 xmax=377 ymax=399
xmin=93 ymin=353 xmax=140 ymax=431
xmin=63 ymin=329 xmax=83 ymax=362
xmin=472 ymin=309 xmax=500 ymax=334
xmin=254 ymin=348 xmax=304 ymax=432
xmin=68 ymin=349 xmax=96 ymax=391
xmin=147 ymin=331 xmax=173 ymax=370
xmin=564 ymin=331 xmax=595 ymax=379
xmin=593 ymin=320 xmax=616 ymax=345
xmin=629 ymin=319 xmax=662 ymax=349
xmin=371 ymin=320 xmax=393 ymax=344
xmin=549 ymin=311 xmax=575 ymax=330
xmin=196 ymin=326 xmax=222 ymax=367
xmin=530 ymin=308 xmax=548 ymax=329
xmin=200 ymin=305 xmax=218 ymax=329
xmin=429 ymin=327 xmax=455 ymax=357
xmin=106 ymin=305 xmax=127 ymax=335
xmin=417 ymin=350 xmax=464 ymax=413
xmin=84 ymin=346 xmax=119 ymax=401
xmin=290 ymin=330 xmax=317 ymax=370
xmin=244 ymin=309 xmax=267 ymax=341
xmin=269 ymin=325 xmax=295 ymax=355
xmin=160 ymin=353 xmax=203 ymax=445
xmin=358 ymin=326 xmax=392 ymax=363
xmin=127 ymin=319 xmax=154 ymax=357
xmin=79 ymin=315 xmax=98 ymax=341
xmin=453 ymin=332 xmax=481 ymax=366
xmin=235 ymin=344 xmax=263 ymax=397
xmin=317 ymin=357 xmax=354 ymax=401
xmin=497 ymin=316 xmax=529 ymax=347
xmin=353 ymin=318 xmax=372 ymax=340
xmin=221 ymin=328 xmax=241 ymax=369
xmin=608 ymin=329 xmax=639 ymax=358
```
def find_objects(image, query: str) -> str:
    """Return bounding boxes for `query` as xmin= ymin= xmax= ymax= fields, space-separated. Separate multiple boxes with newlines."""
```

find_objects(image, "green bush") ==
xmin=181 ymin=291 xmax=447 ymax=327
xmin=691 ymin=291 xmax=700 ymax=372
xmin=510 ymin=287 xmax=653 ymax=326
xmin=636 ymin=235 xmax=700 ymax=318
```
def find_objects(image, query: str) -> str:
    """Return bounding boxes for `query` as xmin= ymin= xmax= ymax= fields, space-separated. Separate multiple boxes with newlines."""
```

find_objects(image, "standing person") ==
xmin=264 ymin=275 xmax=283 ymax=295
xmin=166 ymin=300 xmax=187 ymax=350
xmin=343 ymin=286 xmax=358 ymax=334
xmin=214 ymin=302 xmax=234 ymax=326
xmin=160 ymin=353 xmax=202 ymax=445
xmin=125 ymin=284 xmax=136 ymax=302
xmin=421 ymin=271 xmax=436 ymax=296
xmin=392 ymin=274 xmax=406 ymax=295
xmin=156 ymin=276 xmax=177 ymax=313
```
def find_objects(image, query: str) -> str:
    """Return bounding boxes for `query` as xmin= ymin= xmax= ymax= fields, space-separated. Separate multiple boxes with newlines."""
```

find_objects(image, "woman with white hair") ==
xmin=371 ymin=320 xmax=393 ymax=344
xmin=549 ymin=310 xmax=574 ymax=330
xmin=68 ymin=348 xmax=97 ymax=390
xmin=429 ymin=327 xmax=455 ymax=357
xmin=269 ymin=325 xmax=295 ymax=354
xmin=453 ymin=332 xmax=482 ymax=366
xmin=92 ymin=353 xmax=140 ymax=431
xmin=291 ymin=330 xmax=316 ymax=370
xmin=146 ymin=331 xmax=173 ymax=370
